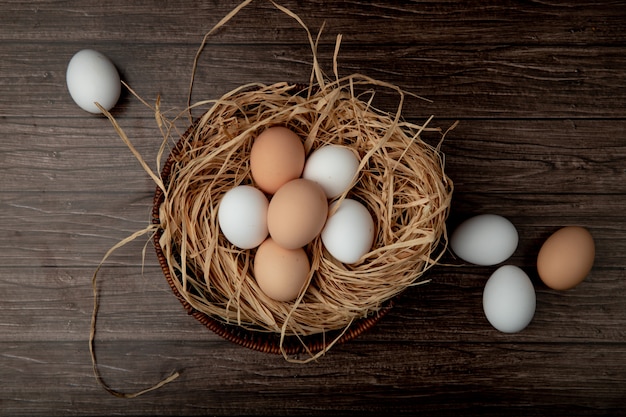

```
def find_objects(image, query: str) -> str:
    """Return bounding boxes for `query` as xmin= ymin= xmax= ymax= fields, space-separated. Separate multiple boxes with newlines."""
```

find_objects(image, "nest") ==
xmin=149 ymin=73 xmax=453 ymax=361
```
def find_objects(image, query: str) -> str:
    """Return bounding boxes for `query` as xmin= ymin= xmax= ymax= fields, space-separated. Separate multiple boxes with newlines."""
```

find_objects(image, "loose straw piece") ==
xmin=90 ymin=224 xmax=180 ymax=398
xmin=187 ymin=0 xmax=256 ymax=122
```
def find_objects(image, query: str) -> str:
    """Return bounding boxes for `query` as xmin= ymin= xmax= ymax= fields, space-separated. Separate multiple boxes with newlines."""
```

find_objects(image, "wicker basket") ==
xmin=150 ymin=81 xmax=451 ymax=357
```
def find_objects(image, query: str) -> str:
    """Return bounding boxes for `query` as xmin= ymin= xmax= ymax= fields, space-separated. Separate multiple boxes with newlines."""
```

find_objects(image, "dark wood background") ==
xmin=1 ymin=1 xmax=625 ymax=415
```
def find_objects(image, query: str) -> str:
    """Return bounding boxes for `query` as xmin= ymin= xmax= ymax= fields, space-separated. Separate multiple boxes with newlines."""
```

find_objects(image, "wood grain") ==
xmin=2 ymin=0 xmax=624 ymax=46
xmin=1 ymin=119 xmax=624 ymax=194
xmin=1 ymin=0 xmax=625 ymax=415
xmin=1 ymin=340 xmax=624 ymax=416
xmin=1 ymin=264 xmax=624 ymax=343
xmin=2 ymin=43 xmax=626 ymax=118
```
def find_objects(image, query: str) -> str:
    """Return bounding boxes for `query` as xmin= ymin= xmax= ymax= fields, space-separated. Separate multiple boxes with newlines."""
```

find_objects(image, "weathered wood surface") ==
xmin=1 ymin=1 xmax=625 ymax=416
xmin=3 ymin=43 xmax=626 ymax=118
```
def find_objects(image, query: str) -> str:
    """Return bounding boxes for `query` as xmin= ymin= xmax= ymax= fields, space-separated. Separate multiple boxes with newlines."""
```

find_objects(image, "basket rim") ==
xmin=151 ymin=83 xmax=394 ymax=355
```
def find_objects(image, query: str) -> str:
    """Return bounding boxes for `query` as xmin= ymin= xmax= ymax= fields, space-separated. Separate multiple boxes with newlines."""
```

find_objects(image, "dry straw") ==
xmin=90 ymin=0 xmax=455 ymax=397
xmin=156 ymin=78 xmax=453 ymax=337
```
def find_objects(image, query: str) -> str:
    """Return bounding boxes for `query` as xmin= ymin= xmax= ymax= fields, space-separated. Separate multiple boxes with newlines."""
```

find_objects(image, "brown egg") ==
xmin=537 ymin=226 xmax=595 ymax=290
xmin=267 ymin=178 xmax=328 ymax=250
xmin=254 ymin=238 xmax=310 ymax=302
xmin=249 ymin=126 xmax=305 ymax=194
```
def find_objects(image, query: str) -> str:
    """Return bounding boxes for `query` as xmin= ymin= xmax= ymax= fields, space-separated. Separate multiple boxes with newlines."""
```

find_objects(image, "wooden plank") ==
xmin=441 ymin=119 xmax=626 ymax=194
xmin=1 ymin=188 xmax=626 ymax=267
xmin=1 ymin=179 xmax=625 ymax=269
xmin=1 ymin=264 xmax=624 ymax=344
xmin=1 ymin=42 xmax=626 ymax=118
xmin=1 ymin=119 xmax=625 ymax=194
xmin=0 ymin=191 xmax=155 ymax=267
xmin=0 ymin=265 xmax=209 ymax=343
xmin=2 ymin=0 xmax=624 ymax=46
xmin=0 ymin=117 xmax=162 ymax=193
xmin=0 ymin=340 xmax=624 ymax=416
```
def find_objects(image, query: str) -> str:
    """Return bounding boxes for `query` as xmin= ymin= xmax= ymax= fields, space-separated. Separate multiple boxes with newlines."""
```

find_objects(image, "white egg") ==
xmin=66 ymin=49 xmax=121 ymax=114
xmin=483 ymin=265 xmax=536 ymax=333
xmin=321 ymin=198 xmax=375 ymax=264
xmin=450 ymin=214 xmax=518 ymax=266
xmin=302 ymin=145 xmax=360 ymax=199
xmin=217 ymin=185 xmax=269 ymax=249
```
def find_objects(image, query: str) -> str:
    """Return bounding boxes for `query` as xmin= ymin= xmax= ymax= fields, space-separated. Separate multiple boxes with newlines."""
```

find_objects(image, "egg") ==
xmin=537 ymin=226 xmax=595 ymax=290
xmin=483 ymin=265 xmax=536 ymax=333
xmin=321 ymin=198 xmax=375 ymax=264
xmin=254 ymin=238 xmax=310 ymax=302
xmin=217 ymin=185 xmax=269 ymax=249
xmin=66 ymin=49 xmax=121 ymax=114
xmin=249 ymin=126 xmax=306 ymax=194
xmin=302 ymin=145 xmax=360 ymax=199
xmin=450 ymin=214 xmax=518 ymax=266
xmin=266 ymin=179 xmax=328 ymax=250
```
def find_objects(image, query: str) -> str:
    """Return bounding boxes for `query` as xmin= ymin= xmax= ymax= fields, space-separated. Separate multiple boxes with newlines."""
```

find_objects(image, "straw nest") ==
xmin=152 ymin=75 xmax=453 ymax=344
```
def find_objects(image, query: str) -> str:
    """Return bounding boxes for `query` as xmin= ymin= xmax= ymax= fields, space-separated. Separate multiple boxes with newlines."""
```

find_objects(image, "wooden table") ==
xmin=2 ymin=1 xmax=625 ymax=415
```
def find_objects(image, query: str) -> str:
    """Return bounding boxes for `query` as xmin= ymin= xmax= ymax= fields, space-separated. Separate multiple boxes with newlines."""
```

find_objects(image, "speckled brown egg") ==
xmin=537 ymin=226 xmax=595 ymax=290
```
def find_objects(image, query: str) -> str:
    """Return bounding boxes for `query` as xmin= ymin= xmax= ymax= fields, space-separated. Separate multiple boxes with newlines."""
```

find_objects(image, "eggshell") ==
xmin=66 ymin=49 xmax=121 ymax=114
xmin=267 ymin=179 xmax=328 ymax=250
xmin=537 ymin=226 xmax=595 ymax=290
xmin=254 ymin=238 xmax=310 ymax=302
xmin=217 ymin=185 xmax=269 ymax=249
xmin=249 ymin=126 xmax=305 ymax=194
xmin=321 ymin=199 xmax=375 ymax=264
xmin=302 ymin=145 xmax=360 ymax=199
xmin=450 ymin=214 xmax=518 ymax=266
xmin=483 ymin=265 xmax=536 ymax=333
